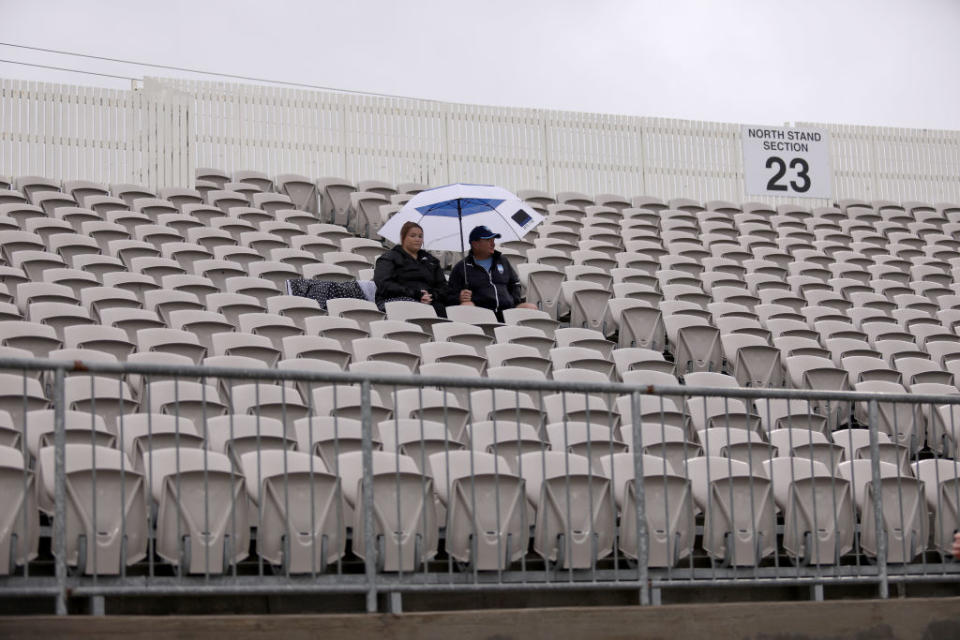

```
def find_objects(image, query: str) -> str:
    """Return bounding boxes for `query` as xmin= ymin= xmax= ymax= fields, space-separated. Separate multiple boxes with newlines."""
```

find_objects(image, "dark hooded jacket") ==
xmin=373 ymin=245 xmax=449 ymax=310
xmin=446 ymin=250 xmax=524 ymax=315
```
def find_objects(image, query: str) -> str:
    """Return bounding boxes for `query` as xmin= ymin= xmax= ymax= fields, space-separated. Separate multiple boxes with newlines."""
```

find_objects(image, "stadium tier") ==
xmin=0 ymin=170 xmax=959 ymax=614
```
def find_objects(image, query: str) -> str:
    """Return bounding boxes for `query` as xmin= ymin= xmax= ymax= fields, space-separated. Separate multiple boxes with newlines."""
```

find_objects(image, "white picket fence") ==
xmin=1 ymin=75 xmax=958 ymax=205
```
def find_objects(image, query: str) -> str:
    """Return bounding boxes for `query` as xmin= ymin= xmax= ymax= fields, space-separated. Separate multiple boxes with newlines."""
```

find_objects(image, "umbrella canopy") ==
xmin=378 ymin=183 xmax=544 ymax=252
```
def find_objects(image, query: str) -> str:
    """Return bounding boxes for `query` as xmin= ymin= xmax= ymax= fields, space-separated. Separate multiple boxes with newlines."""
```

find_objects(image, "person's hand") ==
xmin=420 ymin=290 xmax=433 ymax=304
xmin=459 ymin=289 xmax=472 ymax=303
xmin=953 ymin=532 xmax=960 ymax=560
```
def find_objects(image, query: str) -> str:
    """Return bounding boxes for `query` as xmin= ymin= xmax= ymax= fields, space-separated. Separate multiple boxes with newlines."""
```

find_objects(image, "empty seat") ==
xmin=62 ymin=324 xmax=136 ymax=360
xmin=837 ymin=460 xmax=927 ymax=563
xmin=0 ymin=320 xmax=60 ymax=357
xmin=761 ymin=457 xmax=855 ymax=564
xmin=518 ymin=451 xmax=615 ymax=569
xmin=137 ymin=328 xmax=206 ymax=363
xmin=351 ymin=337 xmax=419 ymax=370
xmin=683 ymin=456 xmax=776 ymax=566
xmin=428 ymin=450 xmax=528 ymax=570
xmin=337 ymin=451 xmax=437 ymax=572
xmin=143 ymin=448 xmax=249 ymax=574
xmin=210 ymin=332 xmax=280 ymax=367
xmin=36 ymin=444 xmax=145 ymax=575
xmin=115 ymin=414 xmax=204 ymax=471
xmin=768 ymin=428 xmax=845 ymax=472
xmin=238 ymin=450 xmax=345 ymax=573
xmin=911 ymin=459 xmax=960 ymax=557
xmin=0 ymin=445 xmax=39 ymax=574
xmin=312 ymin=385 xmax=392 ymax=424
xmin=205 ymin=415 xmax=293 ymax=469
xmin=238 ymin=312 xmax=303 ymax=351
xmin=598 ymin=452 xmax=694 ymax=567
xmin=144 ymin=380 xmax=228 ymax=429
xmin=394 ymin=388 xmax=470 ymax=441
xmin=230 ymin=384 xmax=309 ymax=436
xmin=561 ymin=281 xmax=612 ymax=335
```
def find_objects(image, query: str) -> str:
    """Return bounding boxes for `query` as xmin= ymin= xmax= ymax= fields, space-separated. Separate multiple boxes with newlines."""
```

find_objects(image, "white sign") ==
xmin=741 ymin=125 xmax=832 ymax=199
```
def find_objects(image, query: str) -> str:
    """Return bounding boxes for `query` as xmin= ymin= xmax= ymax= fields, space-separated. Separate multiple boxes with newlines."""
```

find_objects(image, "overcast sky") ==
xmin=1 ymin=0 xmax=959 ymax=130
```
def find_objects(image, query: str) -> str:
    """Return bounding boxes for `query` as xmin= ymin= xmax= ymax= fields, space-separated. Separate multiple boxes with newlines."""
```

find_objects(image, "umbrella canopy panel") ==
xmin=379 ymin=184 xmax=544 ymax=252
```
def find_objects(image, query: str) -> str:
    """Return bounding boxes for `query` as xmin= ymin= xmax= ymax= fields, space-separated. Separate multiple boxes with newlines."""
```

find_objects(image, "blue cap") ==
xmin=469 ymin=225 xmax=501 ymax=242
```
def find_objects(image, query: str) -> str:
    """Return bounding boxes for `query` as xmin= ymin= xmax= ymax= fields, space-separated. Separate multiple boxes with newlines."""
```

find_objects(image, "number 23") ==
xmin=765 ymin=156 xmax=811 ymax=193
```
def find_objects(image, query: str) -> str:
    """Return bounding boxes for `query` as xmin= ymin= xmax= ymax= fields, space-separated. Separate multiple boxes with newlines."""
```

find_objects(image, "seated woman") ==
xmin=373 ymin=221 xmax=449 ymax=317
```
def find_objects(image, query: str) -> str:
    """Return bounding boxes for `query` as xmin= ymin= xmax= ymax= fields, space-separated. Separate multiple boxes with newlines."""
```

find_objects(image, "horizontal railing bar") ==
xmin=3 ymin=356 xmax=960 ymax=405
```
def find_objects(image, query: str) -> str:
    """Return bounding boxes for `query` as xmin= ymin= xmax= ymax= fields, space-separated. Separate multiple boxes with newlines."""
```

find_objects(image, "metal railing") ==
xmin=0 ymin=356 xmax=958 ymax=615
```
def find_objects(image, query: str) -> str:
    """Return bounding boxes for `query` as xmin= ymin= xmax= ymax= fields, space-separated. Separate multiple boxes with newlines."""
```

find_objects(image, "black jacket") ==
xmin=447 ymin=251 xmax=524 ymax=314
xmin=373 ymin=245 xmax=449 ymax=304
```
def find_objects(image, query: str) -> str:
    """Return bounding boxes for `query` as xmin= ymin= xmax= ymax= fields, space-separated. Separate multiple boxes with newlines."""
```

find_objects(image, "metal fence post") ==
xmin=630 ymin=390 xmax=651 ymax=606
xmin=359 ymin=380 xmax=378 ymax=613
xmin=867 ymin=398 xmax=888 ymax=599
xmin=52 ymin=365 xmax=68 ymax=615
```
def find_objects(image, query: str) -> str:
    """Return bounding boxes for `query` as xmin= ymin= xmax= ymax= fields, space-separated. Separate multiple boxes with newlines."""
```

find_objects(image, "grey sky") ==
xmin=2 ymin=0 xmax=959 ymax=130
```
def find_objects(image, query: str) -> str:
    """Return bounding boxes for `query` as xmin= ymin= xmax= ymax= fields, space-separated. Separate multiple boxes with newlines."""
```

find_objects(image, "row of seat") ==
xmin=4 ymin=438 xmax=957 ymax=576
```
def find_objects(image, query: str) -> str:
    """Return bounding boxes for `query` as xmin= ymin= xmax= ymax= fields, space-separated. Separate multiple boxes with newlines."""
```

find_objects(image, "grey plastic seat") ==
xmin=37 ymin=444 xmax=146 ymax=575
xmin=393 ymin=388 xmax=470 ymax=441
xmin=62 ymin=376 xmax=137 ymax=429
xmin=24 ymin=410 xmax=114 ymax=458
xmin=369 ymin=320 xmax=432 ymax=354
xmin=376 ymin=419 xmax=465 ymax=470
xmin=518 ymin=451 xmax=615 ymax=569
xmin=337 ymin=451 xmax=437 ymax=572
xmin=230 ymin=384 xmax=309 ymax=437
xmin=837 ymin=460 xmax=927 ymax=563
xmin=293 ymin=416 xmax=381 ymax=472
xmin=0 ymin=320 xmax=61 ymax=357
xmin=137 ymin=328 xmax=206 ymax=364
xmin=436 ymin=321 xmax=495 ymax=354
xmin=326 ymin=298 xmax=385 ymax=332
xmin=550 ymin=346 xmax=615 ymax=378
xmin=696 ymin=427 xmax=776 ymax=475
xmin=205 ymin=415 xmax=294 ymax=469
xmin=0 ymin=445 xmax=39 ymax=575
xmin=852 ymin=381 xmax=923 ymax=454
xmin=143 ymin=448 xmax=249 ymax=574
xmin=545 ymin=422 xmax=627 ymax=471
xmin=237 ymin=312 xmax=304 ymax=352
xmin=467 ymin=420 xmax=544 ymax=473
xmin=501 ymin=307 xmax=561 ymax=338
xmin=683 ymin=456 xmax=776 ymax=566
xmin=761 ymin=457 xmax=855 ymax=564
xmin=911 ymin=459 xmax=960 ymax=557
xmin=485 ymin=343 xmax=551 ymax=375
xmin=561 ymin=281 xmax=612 ymax=335
xmin=312 ymin=385 xmax=392 ymax=424
xmin=144 ymin=380 xmax=228 ymax=432
xmin=598 ymin=452 xmax=694 ymax=567
xmin=606 ymin=298 xmax=666 ymax=351
xmin=351 ymin=337 xmax=419 ymax=371
xmin=768 ymin=428 xmax=845 ymax=472
xmin=831 ymin=427 xmax=911 ymax=475
xmin=428 ymin=450 xmax=528 ymax=570
xmin=115 ymin=414 xmax=204 ymax=472
xmin=239 ymin=450 xmax=344 ymax=573
xmin=544 ymin=392 xmax=619 ymax=429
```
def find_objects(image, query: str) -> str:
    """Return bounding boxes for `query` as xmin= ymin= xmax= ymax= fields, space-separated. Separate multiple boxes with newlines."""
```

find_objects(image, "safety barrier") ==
xmin=0 ymin=356 xmax=958 ymax=615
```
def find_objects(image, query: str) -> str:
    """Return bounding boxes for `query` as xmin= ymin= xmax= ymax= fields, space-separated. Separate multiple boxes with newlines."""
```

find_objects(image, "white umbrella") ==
xmin=378 ymin=183 xmax=544 ymax=252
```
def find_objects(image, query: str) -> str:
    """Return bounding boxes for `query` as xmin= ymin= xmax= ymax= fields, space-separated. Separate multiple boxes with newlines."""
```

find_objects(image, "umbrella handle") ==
xmin=458 ymin=199 xmax=468 ymax=294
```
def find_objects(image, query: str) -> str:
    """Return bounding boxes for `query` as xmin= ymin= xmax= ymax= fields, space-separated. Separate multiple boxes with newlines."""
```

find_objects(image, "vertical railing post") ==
xmin=359 ymin=380 xmax=378 ymax=613
xmin=630 ymin=390 xmax=651 ymax=606
xmin=867 ymin=398 xmax=888 ymax=599
xmin=52 ymin=365 xmax=68 ymax=615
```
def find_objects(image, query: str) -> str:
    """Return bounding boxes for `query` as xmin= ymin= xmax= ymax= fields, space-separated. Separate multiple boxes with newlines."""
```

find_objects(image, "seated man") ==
xmin=447 ymin=225 xmax=537 ymax=320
